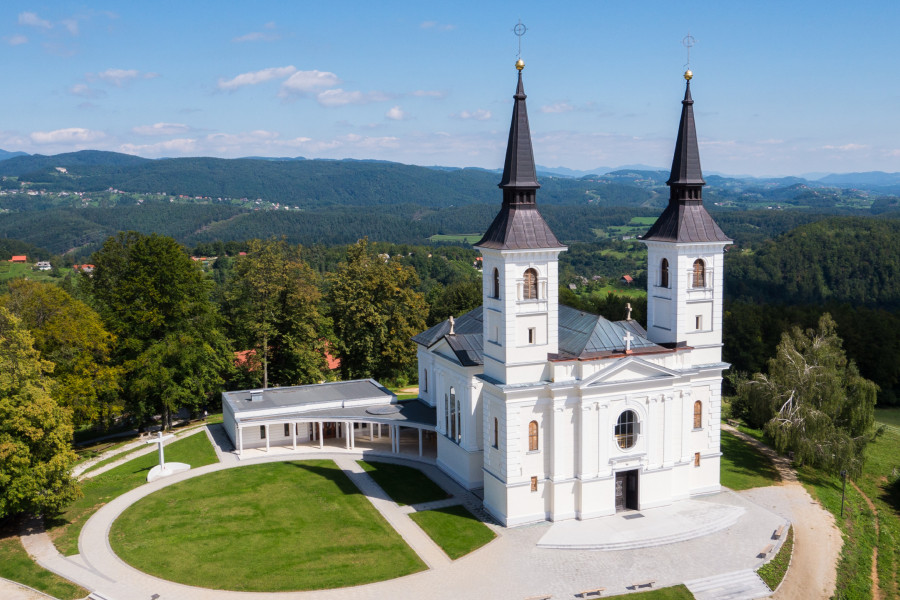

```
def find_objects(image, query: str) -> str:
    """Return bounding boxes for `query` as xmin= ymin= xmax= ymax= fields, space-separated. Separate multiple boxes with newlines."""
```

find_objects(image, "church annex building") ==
xmin=223 ymin=64 xmax=732 ymax=528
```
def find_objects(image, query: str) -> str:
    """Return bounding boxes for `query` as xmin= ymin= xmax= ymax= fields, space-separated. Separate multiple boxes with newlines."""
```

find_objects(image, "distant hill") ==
xmin=0 ymin=150 xmax=149 ymax=175
xmin=817 ymin=171 xmax=900 ymax=187
xmin=0 ymin=149 xmax=29 ymax=162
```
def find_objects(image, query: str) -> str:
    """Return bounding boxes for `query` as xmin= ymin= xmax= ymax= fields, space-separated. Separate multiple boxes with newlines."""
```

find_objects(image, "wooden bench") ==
xmin=758 ymin=543 xmax=774 ymax=558
xmin=577 ymin=588 xmax=606 ymax=598
xmin=727 ymin=419 xmax=740 ymax=428
xmin=773 ymin=525 xmax=785 ymax=539
xmin=631 ymin=580 xmax=655 ymax=590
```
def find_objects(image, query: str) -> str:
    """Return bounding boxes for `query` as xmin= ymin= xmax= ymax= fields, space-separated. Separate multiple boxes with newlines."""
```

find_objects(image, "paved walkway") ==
xmin=0 ymin=576 xmax=58 ymax=600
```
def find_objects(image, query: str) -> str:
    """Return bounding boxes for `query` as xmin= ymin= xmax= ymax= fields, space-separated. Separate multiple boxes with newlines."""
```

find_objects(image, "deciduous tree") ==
xmin=0 ymin=307 xmax=80 ymax=519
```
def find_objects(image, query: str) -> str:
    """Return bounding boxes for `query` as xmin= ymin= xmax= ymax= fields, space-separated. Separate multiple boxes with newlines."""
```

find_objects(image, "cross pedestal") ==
xmin=145 ymin=431 xmax=191 ymax=482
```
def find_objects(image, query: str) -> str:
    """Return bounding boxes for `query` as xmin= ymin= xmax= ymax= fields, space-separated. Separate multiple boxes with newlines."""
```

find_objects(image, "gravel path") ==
xmin=724 ymin=424 xmax=843 ymax=599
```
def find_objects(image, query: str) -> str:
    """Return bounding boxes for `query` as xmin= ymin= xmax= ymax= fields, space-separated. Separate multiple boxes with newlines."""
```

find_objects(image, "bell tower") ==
xmin=475 ymin=60 xmax=566 ymax=385
xmin=641 ymin=71 xmax=732 ymax=365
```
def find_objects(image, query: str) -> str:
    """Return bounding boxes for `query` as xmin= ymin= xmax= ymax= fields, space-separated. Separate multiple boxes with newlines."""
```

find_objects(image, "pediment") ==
xmin=430 ymin=339 xmax=463 ymax=367
xmin=580 ymin=357 xmax=680 ymax=389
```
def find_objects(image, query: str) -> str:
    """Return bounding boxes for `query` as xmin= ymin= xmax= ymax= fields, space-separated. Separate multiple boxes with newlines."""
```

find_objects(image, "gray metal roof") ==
xmin=641 ymin=201 xmax=731 ymax=243
xmin=667 ymin=81 xmax=705 ymax=187
xmin=412 ymin=304 xmax=667 ymax=363
xmin=235 ymin=399 xmax=436 ymax=429
xmin=499 ymin=71 xmax=540 ymax=190
xmin=223 ymin=379 xmax=392 ymax=413
xmin=476 ymin=204 xmax=563 ymax=250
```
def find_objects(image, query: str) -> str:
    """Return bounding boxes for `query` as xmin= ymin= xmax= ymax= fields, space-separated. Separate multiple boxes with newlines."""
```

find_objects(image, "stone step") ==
xmin=686 ymin=569 xmax=771 ymax=600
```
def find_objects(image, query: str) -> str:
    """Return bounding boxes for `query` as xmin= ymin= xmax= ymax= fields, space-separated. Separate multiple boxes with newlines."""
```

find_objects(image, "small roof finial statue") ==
xmin=514 ymin=19 xmax=527 ymax=71
xmin=449 ymin=315 xmax=455 ymax=335
xmin=626 ymin=302 xmax=633 ymax=321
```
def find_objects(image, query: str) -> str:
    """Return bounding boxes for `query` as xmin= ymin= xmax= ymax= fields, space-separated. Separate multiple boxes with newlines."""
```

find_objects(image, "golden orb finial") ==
xmin=516 ymin=58 xmax=525 ymax=71
xmin=684 ymin=69 xmax=693 ymax=81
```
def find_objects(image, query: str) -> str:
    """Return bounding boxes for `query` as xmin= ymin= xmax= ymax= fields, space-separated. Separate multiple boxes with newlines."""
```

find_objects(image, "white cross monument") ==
xmin=623 ymin=330 xmax=634 ymax=354
xmin=145 ymin=431 xmax=191 ymax=482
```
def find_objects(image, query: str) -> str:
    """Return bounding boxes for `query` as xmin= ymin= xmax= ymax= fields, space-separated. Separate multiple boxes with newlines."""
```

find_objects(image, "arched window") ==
xmin=493 ymin=418 xmax=499 ymax=449
xmin=523 ymin=268 xmax=538 ymax=300
xmin=455 ymin=396 xmax=462 ymax=444
xmin=692 ymin=259 xmax=706 ymax=288
xmin=444 ymin=393 xmax=449 ymax=435
xmin=615 ymin=410 xmax=639 ymax=450
xmin=423 ymin=369 xmax=428 ymax=393
xmin=528 ymin=420 xmax=539 ymax=451
xmin=492 ymin=268 xmax=500 ymax=299
xmin=660 ymin=258 xmax=669 ymax=288
xmin=693 ymin=400 xmax=702 ymax=429
xmin=448 ymin=387 xmax=457 ymax=443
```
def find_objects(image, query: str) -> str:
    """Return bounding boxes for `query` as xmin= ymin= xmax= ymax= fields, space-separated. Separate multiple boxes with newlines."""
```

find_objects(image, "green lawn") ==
xmin=720 ymin=430 xmax=781 ymax=490
xmin=81 ymin=444 xmax=144 ymax=475
xmin=47 ymin=431 xmax=218 ymax=556
xmin=757 ymin=525 xmax=793 ymax=590
xmin=0 ymin=262 xmax=71 ymax=285
xmin=875 ymin=407 xmax=900 ymax=429
xmin=629 ymin=216 xmax=658 ymax=225
xmin=0 ymin=533 xmax=87 ymax=600
xmin=428 ymin=233 xmax=483 ymax=244
xmin=409 ymin=504 xmax=496 ymax=559
xmin=358 ymin=460 xmax=449 ymax=506
xmin=110 ymin=460 xmax=426 ymax=591
xmin=603 ymin=584 xmax=695 ymax=599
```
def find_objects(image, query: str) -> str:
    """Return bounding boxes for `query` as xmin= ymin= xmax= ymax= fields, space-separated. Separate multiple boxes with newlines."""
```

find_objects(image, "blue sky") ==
xmin=2 ymin=1 xmax=899 ymax=176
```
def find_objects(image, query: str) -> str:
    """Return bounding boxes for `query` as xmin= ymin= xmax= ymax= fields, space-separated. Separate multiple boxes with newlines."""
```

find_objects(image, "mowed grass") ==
xmin=358 ymin=460 xmax=449 ymax=506
xmin=603 ymin=584 xmax=694 ymax=599
xmin=875 ymin=407 xmax=900 ymax=429
xmin=757 ymin=525 xmax=793 ymax=590
xmin=0 ymin=532 xmax=87 ymax=600
xmin=720 ymin=430 xmax=781 ymax=490
xmin=109 ymin=460 xmax=426 ymax=591
xmin=47 ymin=431 xmax=218 ymax=556
xmin=428 ymin=233 xmax=483 ymax=244
xmin=409 ymin=505 xmax=496 ymax=559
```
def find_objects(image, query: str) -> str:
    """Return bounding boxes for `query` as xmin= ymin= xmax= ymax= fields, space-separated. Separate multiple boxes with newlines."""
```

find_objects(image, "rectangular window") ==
xmin=528 ymin=328 xmax=536 ymax=344
xmin=284 ymin=423 xmax=290 ymax=437
xmin=695 ymin=315 xmax=702 ymax=330
xmin=260 ymin=425 xmax=266 ymax=439
xmin=530 ymin=476 xmax=538 ymax=492
xmin=694 ymin=452 xmax=701 ymax=467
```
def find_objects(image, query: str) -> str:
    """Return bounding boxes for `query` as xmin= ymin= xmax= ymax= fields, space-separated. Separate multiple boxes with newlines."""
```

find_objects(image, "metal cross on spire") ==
xmin=514 ymin=19 xmax=527 ymax=61
xmin=682 ymin=33 xmax=696 ymax=71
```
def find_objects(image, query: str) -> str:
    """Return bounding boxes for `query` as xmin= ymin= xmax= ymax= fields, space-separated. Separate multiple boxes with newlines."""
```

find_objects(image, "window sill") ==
xmin=692 ymin=427 xmax=703 ymax=432
xmin=526 ymin=450 xmax=540 ymax=455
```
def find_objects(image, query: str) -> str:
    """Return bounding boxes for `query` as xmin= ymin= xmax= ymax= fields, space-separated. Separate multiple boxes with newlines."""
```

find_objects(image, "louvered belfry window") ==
xmin=523 ymin=268 xmax=538 ymax=300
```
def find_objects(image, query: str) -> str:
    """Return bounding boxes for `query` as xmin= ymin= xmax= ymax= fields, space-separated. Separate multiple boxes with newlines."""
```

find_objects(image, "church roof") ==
xmin=476 ymin=68 xmax=563 ymax=251
xmin=641 ymin=201 xmax=730 ymax=243
xmin=667 ymin=81 xmax=705 ymax=186
xmin=412 ymin=305 xmax=668 ymax=364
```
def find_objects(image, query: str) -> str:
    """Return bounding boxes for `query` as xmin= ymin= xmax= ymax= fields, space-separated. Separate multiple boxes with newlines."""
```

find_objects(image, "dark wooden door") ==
xmin=626 ymin=470 xmax=639 ymax=510
xmin=615 ymin=472 xmax=626 ymax=511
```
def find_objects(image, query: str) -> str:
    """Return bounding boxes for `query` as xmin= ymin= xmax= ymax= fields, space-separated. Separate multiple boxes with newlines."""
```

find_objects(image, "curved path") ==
xmin=724 ymin=425 xmax=843 ymax=600
xmin=22 ymin=428 xmax=796 ymax=600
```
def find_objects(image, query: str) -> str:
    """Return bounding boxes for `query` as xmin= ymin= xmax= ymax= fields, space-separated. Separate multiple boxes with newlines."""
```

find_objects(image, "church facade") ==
xmin=413 ymin=65 xmax=732 ymax=526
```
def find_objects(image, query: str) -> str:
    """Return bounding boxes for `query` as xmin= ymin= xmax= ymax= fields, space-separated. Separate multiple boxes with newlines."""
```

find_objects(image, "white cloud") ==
xmin=386 ymin=106 xmax=406 ymax=121
xmin=30 ymin=127 xmax=105 ymax=144
xmin=453 ymin=109 xmax=491 ymax=121
xmin=133 ymin=122 xmax=191 ymax=136
xmin=218 ymin=66 xmax=297 ymax=91
xmin=279 ymin=70 xmax=340 ymax=95
xmin=88 ymin=69 xmax=159 ymax=87
xmin=316 ymin=89 xmax=390 ymax=107
xmin=69 ymin=83 xmax=105 ymax=99
xmin=541 ymin=102 xmax=575 ymax=114
xmin=5 ymin=35 xmax=28 ymax=46
xmin=120 ymin=138 xmax=199 ymax=156
xmin=411 ymin=90 xmax=447 ymax=98
xmin=822 ymin=143 xmax=867 ymax=151
xmin=233 ymin=31 xmax=280 ymax=42
xmin=420 ymin=21 xmax=455 ymax=30
xmin=19 ymin=12 xmax=52 ymax=29
xmin=61 ymin=18 xmax=79 ymax=35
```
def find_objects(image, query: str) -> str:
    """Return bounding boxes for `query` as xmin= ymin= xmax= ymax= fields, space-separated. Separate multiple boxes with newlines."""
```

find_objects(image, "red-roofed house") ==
xmin=10 ymin=255 xmax=26 ymax=263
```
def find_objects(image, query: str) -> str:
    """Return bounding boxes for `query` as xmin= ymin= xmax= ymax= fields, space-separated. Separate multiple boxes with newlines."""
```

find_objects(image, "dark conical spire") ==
xmin=643 ymin=73 xmax=730 ymax=243
xmin=498 ymin=71 xmax=540 ymax=190
xmin=667 ymin=79 xmax=705 ymax=187
xmin=476 ymin=64 xmax=562 ymax=250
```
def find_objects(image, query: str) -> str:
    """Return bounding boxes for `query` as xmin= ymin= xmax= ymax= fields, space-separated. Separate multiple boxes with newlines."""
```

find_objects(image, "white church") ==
xmin=223 ymin=63 xmax=731 ymax=527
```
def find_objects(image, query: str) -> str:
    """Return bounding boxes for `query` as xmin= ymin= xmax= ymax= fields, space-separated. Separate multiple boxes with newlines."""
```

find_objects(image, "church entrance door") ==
xmin=615 ymin=470 xmax=639 ymax=512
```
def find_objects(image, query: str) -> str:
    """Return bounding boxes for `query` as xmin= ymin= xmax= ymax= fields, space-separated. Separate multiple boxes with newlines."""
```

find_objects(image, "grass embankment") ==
xmin=0 ymin=532 xmax=87 ymax=600
xmin=409 ymin=505 xmax=496 ymax=559
xmin=720 ymin=429 xmax=781 ymax=490
xmin=757 ymin=525 xmax=793 ymax=590
xmin=798 ymin=427 xmax=900 ymax=600
xmin=47 ymin=431 xmax=218 ymax=555
xmin=602 ymin=584 xmax=694 ymax=599
xmin=875 ymin=407 xmax=900 ymax=429
xmin=110 ymin=460 xmax=425 ymax=591
xmin=358 ymin=460 xmax=449 ymax=505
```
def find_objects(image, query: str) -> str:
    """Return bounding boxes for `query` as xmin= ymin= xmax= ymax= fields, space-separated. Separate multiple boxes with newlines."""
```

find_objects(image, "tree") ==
xmin=1 ymin=280 xmax=122 ymax=429
xmin=734 ymin=314 xmax=877 ymax=476
xmin=88 ymin=232 xmax=230 ymax=429
xmin=0 ymin=307 xmax=81 ymax=519
xmin=224 ymin=238 xmax=328 ymax=388
xmin=426 ymin=278 xmax=482 ymax=326
xmin=326 ymin=239 xmax=427 ymax=383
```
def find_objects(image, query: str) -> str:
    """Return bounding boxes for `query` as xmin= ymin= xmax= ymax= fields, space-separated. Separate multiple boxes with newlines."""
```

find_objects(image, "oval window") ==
xmin=615 ymin=409 xmax=639 ymax=450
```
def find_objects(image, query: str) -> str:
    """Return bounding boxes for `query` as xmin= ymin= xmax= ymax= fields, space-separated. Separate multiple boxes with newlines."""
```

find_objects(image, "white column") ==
xmin=238 ymin=425 xmax=243 ymax=457
xmin=292 ymin=422 xmax=297 ymax=450
xmin=265 ymin=425 xmax=270 ymax=452
xmin=370 ymin=422 xmax=375 ymax=441
xmin=350 ymin=423 xmax=355 ymax=449
xmin=418 ymin=428 xmax=423 ymax=456
xmin=318 ymin=422 xmax=324 ymax=449
xmin=345 ymin=423 xmax=350 ymax=449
